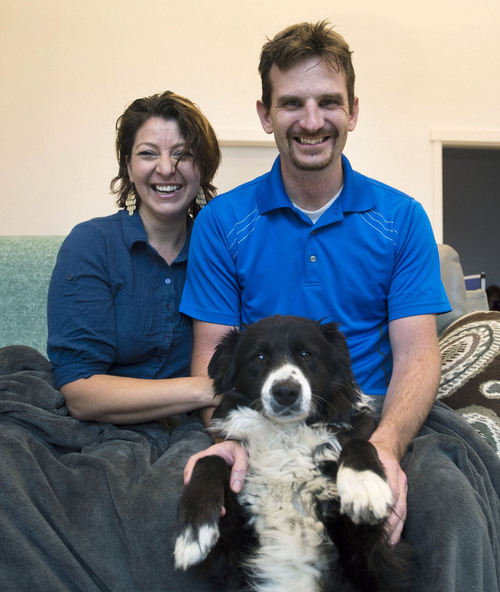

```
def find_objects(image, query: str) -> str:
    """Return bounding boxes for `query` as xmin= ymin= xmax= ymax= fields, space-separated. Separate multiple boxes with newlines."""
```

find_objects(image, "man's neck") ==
xmin=281 ymin=159 xmax=344 ymax=210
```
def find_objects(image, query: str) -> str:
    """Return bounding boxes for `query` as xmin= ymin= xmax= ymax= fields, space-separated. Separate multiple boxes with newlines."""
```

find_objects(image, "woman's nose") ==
xmin=156 ymin=153 xmax=175 ymax=176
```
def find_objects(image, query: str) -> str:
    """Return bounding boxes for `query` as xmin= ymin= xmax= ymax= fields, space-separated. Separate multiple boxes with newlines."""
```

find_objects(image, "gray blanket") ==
xmin=371 ymin=395 xmax=500 ymax=592
xmin=1 ymin=346 xmax=499 ymax=592
xmin=0 ymin=346 xmax=214 ymax=592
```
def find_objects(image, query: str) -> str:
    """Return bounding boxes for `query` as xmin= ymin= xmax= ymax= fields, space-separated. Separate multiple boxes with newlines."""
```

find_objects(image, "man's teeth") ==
xmin=298 ymin=137 xmax=325 ymax=145
xmin=155 ymin=185 xmax=180 ymax=193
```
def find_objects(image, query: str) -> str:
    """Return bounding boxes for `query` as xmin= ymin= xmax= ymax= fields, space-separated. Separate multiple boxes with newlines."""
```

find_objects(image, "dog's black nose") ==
xmin=272 ymin=381 xmax=301 ymax=407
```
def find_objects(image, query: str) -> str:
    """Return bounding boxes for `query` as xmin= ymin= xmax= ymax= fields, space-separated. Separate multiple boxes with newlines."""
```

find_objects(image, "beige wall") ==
xmin=2 ymin=0 xmax=500 ymax=237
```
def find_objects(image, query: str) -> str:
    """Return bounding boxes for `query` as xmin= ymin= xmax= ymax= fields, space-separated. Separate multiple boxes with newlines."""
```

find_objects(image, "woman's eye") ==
xmin=138 ymin=150 xmax=156 ymax=158
xmin=181 ymin=153 xmax=194 ymax=160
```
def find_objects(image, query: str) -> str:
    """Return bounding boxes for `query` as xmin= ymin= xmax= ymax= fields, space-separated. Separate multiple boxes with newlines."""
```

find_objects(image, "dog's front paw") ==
xmin=174 ymin=523 xmax=220 ymax=570
xmin=174 ymin=455 xmax=230 ymax=570
xmin=337 ymin=466 xmax=393 ymax=525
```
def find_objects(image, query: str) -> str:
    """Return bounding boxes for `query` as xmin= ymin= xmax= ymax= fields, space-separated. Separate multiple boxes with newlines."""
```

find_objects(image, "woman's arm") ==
xmin=61 ymin=374 xmax=218 ymax=424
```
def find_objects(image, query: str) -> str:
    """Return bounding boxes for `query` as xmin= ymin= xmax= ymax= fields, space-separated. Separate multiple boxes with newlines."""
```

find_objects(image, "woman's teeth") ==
xmin=154 ymin=184 xmax=180 ymax=194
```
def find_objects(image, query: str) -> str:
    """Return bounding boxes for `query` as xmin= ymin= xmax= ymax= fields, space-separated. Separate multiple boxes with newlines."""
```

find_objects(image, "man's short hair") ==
xmin=258 ymin=20 xmax=356 ymax=112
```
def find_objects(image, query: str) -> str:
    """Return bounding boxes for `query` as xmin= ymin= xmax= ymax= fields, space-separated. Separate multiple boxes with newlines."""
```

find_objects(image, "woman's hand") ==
xmin=198 ymin=394 xmax=222 ymax=428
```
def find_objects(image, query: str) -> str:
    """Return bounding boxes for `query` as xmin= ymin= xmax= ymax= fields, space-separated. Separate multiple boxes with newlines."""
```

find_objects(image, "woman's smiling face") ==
xmin=126 ymin=116 xmax=200 ymax=222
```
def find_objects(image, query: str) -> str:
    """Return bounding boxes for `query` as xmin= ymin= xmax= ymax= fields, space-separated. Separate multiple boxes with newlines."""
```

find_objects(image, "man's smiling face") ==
xmin=257 ymin=56 xmax=358 ymax=175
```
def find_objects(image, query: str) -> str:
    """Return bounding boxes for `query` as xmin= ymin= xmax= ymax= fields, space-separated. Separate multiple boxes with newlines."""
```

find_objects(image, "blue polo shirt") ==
xmin=48 ymin=209 xmax=193 ymax=389
xmin=180 ymin=155 xmax=450 ymax=396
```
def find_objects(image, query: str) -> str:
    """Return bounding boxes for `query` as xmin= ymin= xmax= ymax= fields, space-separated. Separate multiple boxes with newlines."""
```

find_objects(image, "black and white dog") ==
xmin=174 ymin=315 xmax=414 ymax=591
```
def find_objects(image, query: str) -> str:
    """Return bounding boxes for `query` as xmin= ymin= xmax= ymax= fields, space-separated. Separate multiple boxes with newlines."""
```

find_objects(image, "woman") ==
xmin=0 ymin=91 xmax=224 ymax=591
xmin=48 ymin=91 xmax=222 ymax=425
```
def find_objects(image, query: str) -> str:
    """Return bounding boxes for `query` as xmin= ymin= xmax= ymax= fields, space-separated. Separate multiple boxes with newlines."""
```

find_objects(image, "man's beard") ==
xmin=286 ymin=129 xmax=341 ymax=171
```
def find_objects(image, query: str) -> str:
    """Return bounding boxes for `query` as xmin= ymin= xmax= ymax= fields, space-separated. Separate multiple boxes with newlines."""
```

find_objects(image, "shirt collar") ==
xmin=120 ymin=207 xmax=149 ymax=250
xmin=256 ymin=154 xmax=375 ymax=218
xmin=120 ymin=208 xmax=193 ymax=263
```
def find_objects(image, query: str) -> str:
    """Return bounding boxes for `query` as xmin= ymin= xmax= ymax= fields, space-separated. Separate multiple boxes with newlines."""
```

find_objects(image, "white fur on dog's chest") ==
xmin=215 ymin=408 xmax=342 ymax=591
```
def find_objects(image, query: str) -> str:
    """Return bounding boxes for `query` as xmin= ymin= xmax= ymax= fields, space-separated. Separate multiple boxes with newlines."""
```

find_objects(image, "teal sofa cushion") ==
xmin=0 ymin=236 xmax=65 ymax=355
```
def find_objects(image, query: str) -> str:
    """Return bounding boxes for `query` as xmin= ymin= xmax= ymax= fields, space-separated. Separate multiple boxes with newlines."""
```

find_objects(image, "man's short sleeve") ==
xmin=180 ymin=204 xmax=242 ymax=326
xmin=388 ymin=199 xmax=450 ymax=321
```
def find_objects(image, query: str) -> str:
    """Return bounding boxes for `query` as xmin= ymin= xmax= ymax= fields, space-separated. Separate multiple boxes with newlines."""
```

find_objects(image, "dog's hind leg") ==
xmin=174 ymin=455 xmax=230 ymax=570
xmin=329 ymin=439 xmax=416 ymax=591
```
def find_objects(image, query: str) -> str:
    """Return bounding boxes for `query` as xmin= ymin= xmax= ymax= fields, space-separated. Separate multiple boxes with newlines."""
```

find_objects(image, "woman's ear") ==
xmin=126 ymin=157 xmax=134 ymax=183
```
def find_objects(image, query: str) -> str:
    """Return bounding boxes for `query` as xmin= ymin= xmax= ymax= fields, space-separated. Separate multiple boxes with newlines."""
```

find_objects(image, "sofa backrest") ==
xmin=0 ymin=236 xmax=488 ymax=355
xmin=0 ymin=236 xmax=65 ymax=355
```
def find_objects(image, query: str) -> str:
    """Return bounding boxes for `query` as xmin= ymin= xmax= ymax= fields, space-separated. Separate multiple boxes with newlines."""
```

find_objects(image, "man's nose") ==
xmin=300 ymin=103 xmax=324 ymax=132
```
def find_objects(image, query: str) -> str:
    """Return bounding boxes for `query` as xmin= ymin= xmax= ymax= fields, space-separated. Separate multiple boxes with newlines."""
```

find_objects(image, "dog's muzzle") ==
xmin=261 ymin=363 xmax=312 ymax=421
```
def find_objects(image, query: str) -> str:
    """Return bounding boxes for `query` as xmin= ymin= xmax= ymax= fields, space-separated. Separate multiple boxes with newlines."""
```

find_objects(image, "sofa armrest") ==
xmin=436 ymin=244 xmax=468 ymax=336
xmin=466 ymin=289 xmax=489 ymax=313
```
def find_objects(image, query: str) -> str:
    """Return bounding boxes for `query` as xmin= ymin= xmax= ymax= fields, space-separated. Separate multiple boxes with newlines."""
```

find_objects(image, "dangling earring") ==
xmin=126 ymin=192 xmax=136 ymax=216
xmin=195 ymin=186 xmax=206 ymax=208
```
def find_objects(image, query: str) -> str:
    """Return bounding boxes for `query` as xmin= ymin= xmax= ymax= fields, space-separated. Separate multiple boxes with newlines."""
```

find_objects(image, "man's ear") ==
xmin=348 ymin=96 xmax=359 ymax=132
xmin=256 ymin=100 xmax=274 ymax=135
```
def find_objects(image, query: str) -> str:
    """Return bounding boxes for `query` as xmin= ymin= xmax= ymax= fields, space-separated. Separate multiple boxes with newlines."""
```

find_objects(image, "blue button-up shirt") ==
xmin=48 ymin=209 xmax=193 ymax=389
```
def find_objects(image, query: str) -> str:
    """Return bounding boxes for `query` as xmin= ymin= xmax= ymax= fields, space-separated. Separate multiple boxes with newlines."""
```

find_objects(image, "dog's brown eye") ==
xmin=300 ymin=351 xmax=312 ymax=359
xmin=254 ymin=354 xmax=265 ymax=362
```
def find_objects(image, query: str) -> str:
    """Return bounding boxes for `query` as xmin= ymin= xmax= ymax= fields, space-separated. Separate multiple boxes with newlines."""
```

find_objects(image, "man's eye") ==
xmin=321 ymin=98 xmax=343 ymax=108
xmin=322 ymin=99 xmax=339 ymax=107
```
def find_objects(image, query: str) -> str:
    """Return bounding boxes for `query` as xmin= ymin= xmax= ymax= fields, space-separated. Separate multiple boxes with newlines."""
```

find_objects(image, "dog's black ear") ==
xmin=319 ymin=322 xmax=350 ymax=361
xmin=208 ymin=328 xmax=242 ymax=395
xmin=319 ymin=321 xmax=361 ymax=406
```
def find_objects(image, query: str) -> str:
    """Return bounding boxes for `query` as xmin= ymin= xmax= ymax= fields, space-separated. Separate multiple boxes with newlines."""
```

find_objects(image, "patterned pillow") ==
xmin=437 ymin=311 xmax=500 ymax=456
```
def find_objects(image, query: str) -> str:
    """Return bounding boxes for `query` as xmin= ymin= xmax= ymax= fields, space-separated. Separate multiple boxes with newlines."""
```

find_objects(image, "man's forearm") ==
xmin=370 ymin=356 xmax=440 ymax=460
xmin=370 ymin=315 xmax=441 ymax=461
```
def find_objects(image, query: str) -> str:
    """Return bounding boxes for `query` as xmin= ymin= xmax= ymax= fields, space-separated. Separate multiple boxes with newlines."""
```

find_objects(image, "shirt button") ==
xmin=310 ymin=255 xmax=317 ymax=263
xmin=165 ymin=278 xmax=172 ymax=285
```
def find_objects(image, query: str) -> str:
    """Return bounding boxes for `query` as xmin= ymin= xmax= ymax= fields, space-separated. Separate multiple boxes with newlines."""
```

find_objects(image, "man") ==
xmin=181 ymin=21 xmax=499 ymax=591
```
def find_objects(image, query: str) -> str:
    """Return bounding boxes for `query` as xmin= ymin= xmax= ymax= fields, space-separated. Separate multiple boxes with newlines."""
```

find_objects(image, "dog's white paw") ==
xmin=174 ymin=524 xmax=219 ymax=570
xmin=337 ymin=466 xmax=393 ymax=525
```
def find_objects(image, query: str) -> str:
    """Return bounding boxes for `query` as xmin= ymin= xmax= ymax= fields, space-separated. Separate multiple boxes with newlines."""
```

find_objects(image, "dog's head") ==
xmin=208 ymin=315 xmax=361 ymax=425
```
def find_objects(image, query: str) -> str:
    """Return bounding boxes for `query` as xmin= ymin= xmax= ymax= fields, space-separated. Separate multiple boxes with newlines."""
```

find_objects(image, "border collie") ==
xmin=174 ymin=315 xmax=414 ymax=591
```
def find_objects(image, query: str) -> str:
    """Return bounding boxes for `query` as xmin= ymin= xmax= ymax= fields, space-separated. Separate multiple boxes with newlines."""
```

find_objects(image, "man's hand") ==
xmin=371 ymin=442 xmax=408 ymax=545
xmin=184 ymin=440 xmax=249 ymax=494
